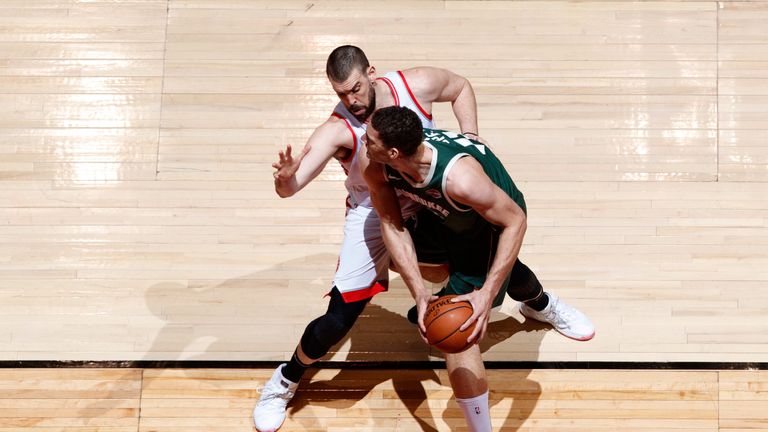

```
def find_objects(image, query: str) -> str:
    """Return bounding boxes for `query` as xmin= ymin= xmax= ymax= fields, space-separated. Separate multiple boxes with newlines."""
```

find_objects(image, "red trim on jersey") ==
xmin=397 ymin=70 xmax=433 ymax=120
xmin=331 ymin=112 xmax=357 ymax=164
xmin=338 ymin=281 xmax=389 ymax=303
xmin=378 ymin=77 xmax=399 ymax=106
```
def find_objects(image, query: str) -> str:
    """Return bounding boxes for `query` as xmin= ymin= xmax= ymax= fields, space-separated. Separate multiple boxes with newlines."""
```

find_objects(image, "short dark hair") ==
xmin=371 ymin=106 xmax=423 ymax=156
xmin=326 ymin=45 xmax=370 ymax=82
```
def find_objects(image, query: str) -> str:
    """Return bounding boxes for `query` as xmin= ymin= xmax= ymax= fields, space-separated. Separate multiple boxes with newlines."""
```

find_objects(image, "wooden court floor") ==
xmin=1 ymin=0 xmax=767 ymax=430
xmin=1 ymin=367 xmax=766 ymax=431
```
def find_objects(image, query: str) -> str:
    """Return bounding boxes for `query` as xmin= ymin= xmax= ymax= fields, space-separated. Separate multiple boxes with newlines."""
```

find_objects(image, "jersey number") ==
xmin=444 ymin=131 xmax=486 ymax=154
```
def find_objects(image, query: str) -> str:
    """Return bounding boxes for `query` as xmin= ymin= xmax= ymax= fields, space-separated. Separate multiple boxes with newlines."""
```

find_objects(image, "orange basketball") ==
xmin=423 ymin=295 xmax=476 ymax=354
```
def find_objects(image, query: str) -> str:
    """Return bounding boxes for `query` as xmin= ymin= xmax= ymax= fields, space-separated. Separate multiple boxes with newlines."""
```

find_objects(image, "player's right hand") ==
xmin=272 ymin=143 xmax=311 ymax=182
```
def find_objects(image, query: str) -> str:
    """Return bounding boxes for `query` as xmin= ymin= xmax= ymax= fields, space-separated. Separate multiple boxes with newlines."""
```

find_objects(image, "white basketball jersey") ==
xmin=331 ymin=70 xmax=436 ymax=210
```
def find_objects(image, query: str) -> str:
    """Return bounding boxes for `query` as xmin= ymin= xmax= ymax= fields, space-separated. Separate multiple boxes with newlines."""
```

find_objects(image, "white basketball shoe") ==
xmin=253 ymin=364 xmax=298 ymax=432
xmin=520 ymin=293 xmax=595 ymax=341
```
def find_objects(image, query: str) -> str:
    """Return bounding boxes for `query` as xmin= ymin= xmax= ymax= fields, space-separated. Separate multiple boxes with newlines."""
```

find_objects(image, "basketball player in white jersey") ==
xmin=253 ymin=45 xmax=483 ymax=432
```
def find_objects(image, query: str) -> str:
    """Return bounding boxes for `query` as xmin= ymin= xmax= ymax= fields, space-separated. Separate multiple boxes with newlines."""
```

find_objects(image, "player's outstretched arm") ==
xmin=445 ymin=157 xmax=527 ymax=344
xmin=273 ymin=118 xmax=351 ymax=198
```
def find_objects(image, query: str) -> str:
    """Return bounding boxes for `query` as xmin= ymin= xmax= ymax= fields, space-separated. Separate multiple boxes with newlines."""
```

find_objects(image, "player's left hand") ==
xmin=450 ymin=288 xmax=493 ymax=344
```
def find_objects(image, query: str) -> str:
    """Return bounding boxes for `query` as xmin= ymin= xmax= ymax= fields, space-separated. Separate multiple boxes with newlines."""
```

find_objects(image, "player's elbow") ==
xmin=458 ymin=76 xmax=472 ymax=95
xmin=508 ymin=211 xmax=527 ymax=235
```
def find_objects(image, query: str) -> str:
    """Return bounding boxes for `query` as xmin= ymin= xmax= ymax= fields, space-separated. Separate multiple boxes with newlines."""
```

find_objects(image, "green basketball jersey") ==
xmin=385 ymin=129 xmax=526 ymax=236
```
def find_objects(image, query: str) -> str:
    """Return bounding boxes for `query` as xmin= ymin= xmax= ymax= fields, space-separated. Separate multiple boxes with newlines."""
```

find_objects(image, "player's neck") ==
xmin=397 ymin=143 xmax=431 ymax=183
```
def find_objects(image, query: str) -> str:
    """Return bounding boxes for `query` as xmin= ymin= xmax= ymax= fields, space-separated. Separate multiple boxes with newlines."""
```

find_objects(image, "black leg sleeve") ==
xmin=299 ymin=287 xmax=370 ymax=360
xmin=505 ymin=259 xmax=544 ymax=302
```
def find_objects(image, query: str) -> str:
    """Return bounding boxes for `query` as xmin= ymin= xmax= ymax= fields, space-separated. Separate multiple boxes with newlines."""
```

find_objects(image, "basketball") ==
xmin=423 ymin=295 xmax=476 ymax=354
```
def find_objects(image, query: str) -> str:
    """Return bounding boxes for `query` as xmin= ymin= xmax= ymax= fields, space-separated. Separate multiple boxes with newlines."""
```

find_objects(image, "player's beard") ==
xmin=352 ymin=82 xmax=376 ymax=123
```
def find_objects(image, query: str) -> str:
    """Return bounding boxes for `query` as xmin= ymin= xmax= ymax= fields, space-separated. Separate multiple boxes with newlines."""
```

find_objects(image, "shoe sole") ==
xmin=567 ymin=331 xmax=595 ymax=342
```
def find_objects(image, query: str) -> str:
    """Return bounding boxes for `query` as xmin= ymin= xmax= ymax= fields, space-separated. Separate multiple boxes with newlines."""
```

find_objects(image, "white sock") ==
xmin=456 ymin=390 xmax=491 ymax=432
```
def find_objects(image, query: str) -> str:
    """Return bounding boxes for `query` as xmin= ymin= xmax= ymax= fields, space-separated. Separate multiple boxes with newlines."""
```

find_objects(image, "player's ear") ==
xmin=389 ymin=147 xmax=400 ymax=161
xmin=367 ymin=65 xmax=376 ymax=80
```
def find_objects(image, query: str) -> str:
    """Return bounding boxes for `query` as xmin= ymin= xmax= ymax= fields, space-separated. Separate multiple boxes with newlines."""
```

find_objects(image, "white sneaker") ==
xmin=520 ymin=293 xmax=595 ymax=341
xmin=253 ymin=364 xmax=298 ymax=432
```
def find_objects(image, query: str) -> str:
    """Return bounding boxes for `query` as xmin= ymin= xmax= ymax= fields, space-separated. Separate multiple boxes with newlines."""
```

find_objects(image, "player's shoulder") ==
xmin=310 ymin=115 xmax=356 ymax=149
xmin=319 ymin=111 xmax=353 ymax=132
xmin=401 ymin=66 xmax=452 ymax=84
xmin=400 ymin=66 xmax=439 ymax=79
xmin=443 ymin=156 xmax=485 ymax=204
xmin=397 ymin=67 xmax=425 ymax=86
xmin=448 ymin=154 xmax=484 ymax=186
xmin=324 ymin=112 xmax=349 ymax=127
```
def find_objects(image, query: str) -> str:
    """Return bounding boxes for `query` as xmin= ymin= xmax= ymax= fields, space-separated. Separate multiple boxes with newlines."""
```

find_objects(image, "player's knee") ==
xmin=420 ymin=264 xmax=449 ymax=283
xmin=299 ymin=311 xmax=355 ymax=360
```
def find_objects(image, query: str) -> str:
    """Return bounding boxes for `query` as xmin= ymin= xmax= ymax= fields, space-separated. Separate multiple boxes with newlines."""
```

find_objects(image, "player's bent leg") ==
xmin=507 ymin=260 xmax=595 ymax=341
xmin=445 ymin=346 xmax=492 ymax=432
xmin=299 ymin=288 xmax=370 ymax=359
xmin=253 ymin=288 xmax=370 ymax=431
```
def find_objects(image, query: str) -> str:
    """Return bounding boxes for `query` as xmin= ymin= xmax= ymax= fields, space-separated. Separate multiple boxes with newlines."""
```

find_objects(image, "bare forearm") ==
xmin=482 ymin=219 xmax=527 ymax=297
xmin=452 ymin=79 xmax=479 ymax=136
xmin=381 ymin=223 xmax=429 ymax=300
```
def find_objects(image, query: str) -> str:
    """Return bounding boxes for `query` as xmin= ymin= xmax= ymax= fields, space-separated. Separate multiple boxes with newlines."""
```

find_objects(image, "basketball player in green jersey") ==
xmin=363 ymin=106 xmax=594 ymax=432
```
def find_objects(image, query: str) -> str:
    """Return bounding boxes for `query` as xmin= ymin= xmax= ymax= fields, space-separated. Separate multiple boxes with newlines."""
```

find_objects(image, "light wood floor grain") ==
xmin=1 ymin=0 xmax=767 ymax=430
xmin=1 ymin=0 xmax=767 ymax=394
xmin=1 ymin=368 xmax=767 ymax=431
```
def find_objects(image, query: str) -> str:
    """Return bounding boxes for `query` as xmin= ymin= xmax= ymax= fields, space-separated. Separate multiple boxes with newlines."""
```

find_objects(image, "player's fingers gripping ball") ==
xmin=424 ymin=295 xmax=476 ymax=353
